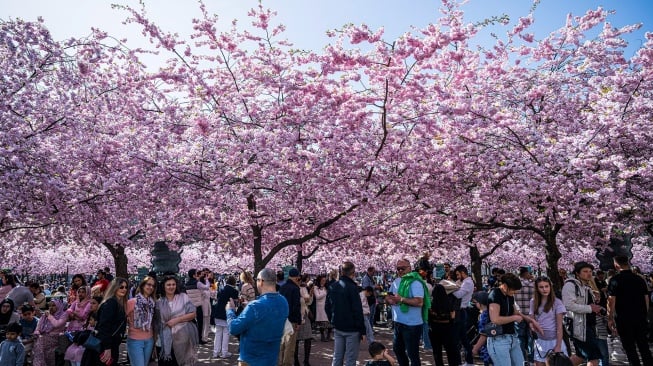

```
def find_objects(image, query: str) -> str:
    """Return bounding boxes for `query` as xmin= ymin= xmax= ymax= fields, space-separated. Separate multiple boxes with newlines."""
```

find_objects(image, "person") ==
xmin=32 ymin=299 xmax=67 ymax=366
xmin=0 ymin=322 xmax=24 ymax=366
xmin=278 ymin=267 xmax=302 ymax=366
xmin=452 ymin=265 xmax=474 ymax=366
xmin=239 ymin=271 xmax=256 ymax=304
xmin=67 ymin=286 xmax=91 ymax=332
xmin=91 ymin=271 xmax=109 ymax=295
xmin=470 ymin=291 xmax=492 ymax=366
xmin=0 ymin=272 xmax=13 ymax=303
xmin=68 ymin=274 xmax=88 ymax=304
xmin=184 ymin=269 xmax=206 ymax=344
xmin=126 ymin=276 xmax=157 ymax=366
xmin=515 ymin=266 xmax=535 ymax=364
xmin=81 ymin=278 xmax=128 ymax=366
xmin=607 ymin=255 xmax=653 ymax=366
xmin=29 ymin=283 xmax=47 ymax=313
xmin=327 ymin=261 xmax=365 ymax=366
xmin=155 ymin=275 xmax=198 ymax=366
xmin=212 ymin=275 xmax=238 ymax=359
xmin=385 ymin=259 xmax=430 ymax=366
xmin=360 ymin=287 xmax=375 ymax=343
xmin=361 ymin=267 xmax=377 ymax=331
xmin=365 ymin=341 xmax=397 ymax=366
xmin=427 ymin=282 xmax=460 ymax=366
xmin=0 ymin=300 xmax=19 ymax=343
xmin=414 ymin=258 xmax=433 ymax=351
xmin=486 ymin=273 xmax=543 ymax=366
xmin=103 ymin=268 xmax=114 ymax=283
xmin=313 ymin=274 xmax=332 ymax=342
xmin=295 ymin=274 xmax=314 ymax=366
xmin=87 ymin=296 xmax=102 ymax=321
xmin=18 ymin=304 xmax=37 ymax=363
xmin=5 ymin=281 xmax=35 ymax=311
xmin=530 ymin=277 xmax=567 ymax=366
xmin=561 ymin=261 xmax=602 ymax=366
xmin=197 ymin=269 xmax=211 ymax=343
xmin=226 ymin=268 xmax=288 ymax=366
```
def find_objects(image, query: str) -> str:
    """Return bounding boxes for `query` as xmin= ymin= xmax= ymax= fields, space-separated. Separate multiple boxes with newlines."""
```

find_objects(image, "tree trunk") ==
xmin=104 ymin=243 xmax=128 ymax=279
xmin=544 ymin=229 xmax=562 ymax=292
xmin=296 ymin=249 xmax=303 ymax=273
xmin=470 ymin=245 xmax=482 ymax=289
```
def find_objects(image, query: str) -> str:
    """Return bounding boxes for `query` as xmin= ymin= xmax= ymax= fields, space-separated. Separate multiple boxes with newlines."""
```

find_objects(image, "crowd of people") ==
xmin=0 ymin=254 xmax=652 ymax=366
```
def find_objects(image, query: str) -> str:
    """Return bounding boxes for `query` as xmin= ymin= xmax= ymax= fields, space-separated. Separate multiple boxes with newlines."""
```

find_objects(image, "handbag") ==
xmin=83 ymin=320 xmax=124 ymax=353
xmin=83 ymin=333 xmax=102 ymax=352
xmin=483 ymin=322 xmax=504 ymax=337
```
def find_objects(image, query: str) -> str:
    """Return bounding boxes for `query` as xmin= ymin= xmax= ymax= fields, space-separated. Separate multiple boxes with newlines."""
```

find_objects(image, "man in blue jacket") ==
xmin=227 ymin=268 xmax=289 ymax=366
xmin=328 ymin=261 xmax=366 ymax=366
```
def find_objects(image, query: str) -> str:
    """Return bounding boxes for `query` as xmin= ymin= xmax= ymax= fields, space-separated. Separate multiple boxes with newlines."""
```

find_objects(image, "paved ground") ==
xmin=116 ymin=323 xmax=645 ymax=365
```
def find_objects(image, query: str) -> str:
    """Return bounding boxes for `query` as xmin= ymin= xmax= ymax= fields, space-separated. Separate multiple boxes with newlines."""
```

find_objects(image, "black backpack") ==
xmin=429 ymin=284 xmax=455 ymax=322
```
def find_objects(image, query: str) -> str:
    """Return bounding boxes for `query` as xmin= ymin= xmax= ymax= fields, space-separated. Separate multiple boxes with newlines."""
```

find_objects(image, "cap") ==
xmin=573 ymin=261 xmax=594 ymax=274
xmin=472 ymin=291 xmax=489 ymax=306
xmin=288 ymin=267 xmax=300 ymax=278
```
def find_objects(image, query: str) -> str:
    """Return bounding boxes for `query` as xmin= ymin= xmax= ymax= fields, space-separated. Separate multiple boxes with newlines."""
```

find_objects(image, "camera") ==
xmin=599 ymin=308 xmax=607 ymax=316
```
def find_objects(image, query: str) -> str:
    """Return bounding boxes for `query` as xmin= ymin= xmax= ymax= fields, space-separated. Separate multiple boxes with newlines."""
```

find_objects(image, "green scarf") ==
xmin=397 ymin=271 xmax=431 ymax=322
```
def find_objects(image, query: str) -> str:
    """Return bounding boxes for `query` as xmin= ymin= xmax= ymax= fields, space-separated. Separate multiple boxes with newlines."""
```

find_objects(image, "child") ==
xmin=365 ymin=341 xmax=397 ymax=366
xmin=64 ymin=313 xmax=97 ymax=366
xmin=18 ymin=305 xmax=38 ymax=365
xmin=530 ymin=277 xmax=567 ymax=366
xmin=0 ymin=322 xmax=25 ymax=366
xmin=471 ymin=291 xmax=493 ymax=366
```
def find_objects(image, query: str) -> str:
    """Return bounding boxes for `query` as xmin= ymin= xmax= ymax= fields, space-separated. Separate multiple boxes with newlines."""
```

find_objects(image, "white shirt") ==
xmin=453 ymin=276 xmax=474 ymax=308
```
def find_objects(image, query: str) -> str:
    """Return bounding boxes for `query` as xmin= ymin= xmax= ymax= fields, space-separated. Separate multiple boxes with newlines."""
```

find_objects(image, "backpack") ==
xmin=429 ymin=284 xmax=455 ymax=322
xmin=562 ymin=279 xmax=581 ymax=337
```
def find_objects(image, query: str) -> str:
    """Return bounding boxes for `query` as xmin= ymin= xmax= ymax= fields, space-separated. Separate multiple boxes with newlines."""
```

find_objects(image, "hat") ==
xmin=472 ymin=291 xmax=489 ymax=306
xmin=573 ymin=261 xmax=594 ymax=274
xmin=288 ymin=267 xmax=300 ymax=278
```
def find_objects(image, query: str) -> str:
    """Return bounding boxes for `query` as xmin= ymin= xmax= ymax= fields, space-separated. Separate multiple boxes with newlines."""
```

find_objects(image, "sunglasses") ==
xmin=119 ymin=285 xmax=128 ymax=289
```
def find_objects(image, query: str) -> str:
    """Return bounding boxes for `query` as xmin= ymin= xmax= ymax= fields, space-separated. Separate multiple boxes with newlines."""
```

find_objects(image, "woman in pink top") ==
xmin=67 ymin=286 xmax=92 ymax=331
xmin=33 ymin=299 xmax=68 ymax=366
xmin=126 ymin=276 xmax=157 ymax=366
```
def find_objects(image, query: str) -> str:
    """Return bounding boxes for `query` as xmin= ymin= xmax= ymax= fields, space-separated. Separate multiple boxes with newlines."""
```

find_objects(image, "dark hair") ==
xmin=72 ymin=274 xmax=87 ymax=286
xmin=572 ymin=261 xmax=594 ymax=275
xmin=276 ymin=271 xmax=285 ymax=282
xmin=315 ymin=274 xmax=327 ymax=289
xmin=187 ymin=269 xmax=197 ymax=278
xmin=20 ymin=304 xmax=35 ymax=313
xmin=5 ymin=322 xmax=22 ymax=335
xmin=91 ymin=296 xmax=103 ymax=304
xmin=613 ymin=255 xmax=629 ymax=267
xmin=546 ymin=351 xmax=573 ymax=366
xmin=28 ymin=282 xmax=40 ymax=290
xmin=367 ymin=267 xmax=375 ymax=272
xmin=226 ymin=276 xmax=237 ymax=286
xmin=501 ymin=273 xmax=522 ymax=291
xmin=161 ymin=275 xmax=181 ymax=295
xmin=368 ymin=341 xmax=386 ymax=357
xmin=454 ymin=265 xmax=468 ymax=274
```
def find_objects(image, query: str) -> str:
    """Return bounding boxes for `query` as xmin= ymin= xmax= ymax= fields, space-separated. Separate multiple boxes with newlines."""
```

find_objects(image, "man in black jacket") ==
xmin=279 ymin=267 xmax=302 ymax=366
xmin=328 ymin=261 xmax=366 ymax=366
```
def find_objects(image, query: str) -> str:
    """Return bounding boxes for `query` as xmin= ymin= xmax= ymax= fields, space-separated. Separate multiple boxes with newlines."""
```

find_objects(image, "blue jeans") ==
xmin=486 ymin=333 xmax=525 ymax=366
xmin=364 ymin=316 xmax=375 ymax=342
xmin=369 ymin=303 xmax=376 ymax=326
xmin=516 ymin=320 xmax=534 ymax=362
xmin=332 ymin=329 xmax=360 ymax=366
xmin=393 ymin=322 xmax=422 ymax=366
xmin=422 ymin=323 xmax=432 ymax=349
xmin=126 ymin=337 xmax=154 ymax=366
xmin=595 ymin=338 xmax=609 ymax=366
xmin=453 ymin=308 xmax=474 ymax=364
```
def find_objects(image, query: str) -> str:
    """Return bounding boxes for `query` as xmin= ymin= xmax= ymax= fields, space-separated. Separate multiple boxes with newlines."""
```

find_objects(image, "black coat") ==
xmin=327 ymin=276 xmax=365 ymax=334
xmin=279 ymin=280 xmax=302 ymax=324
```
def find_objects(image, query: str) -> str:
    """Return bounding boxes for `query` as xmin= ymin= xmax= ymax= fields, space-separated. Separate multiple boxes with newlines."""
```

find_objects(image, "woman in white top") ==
xmin=313 ymin=274 xmax=332 ymax=342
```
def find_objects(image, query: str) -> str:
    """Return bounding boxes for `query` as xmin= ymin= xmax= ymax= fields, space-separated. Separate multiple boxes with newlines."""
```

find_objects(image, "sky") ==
xmin=2 ymin=0 xmax=652 ymax=64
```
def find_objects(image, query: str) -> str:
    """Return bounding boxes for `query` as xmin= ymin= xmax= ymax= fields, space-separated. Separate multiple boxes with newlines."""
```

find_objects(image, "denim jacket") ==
xmin=227 ymin=292 xmax=288 ymax=365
